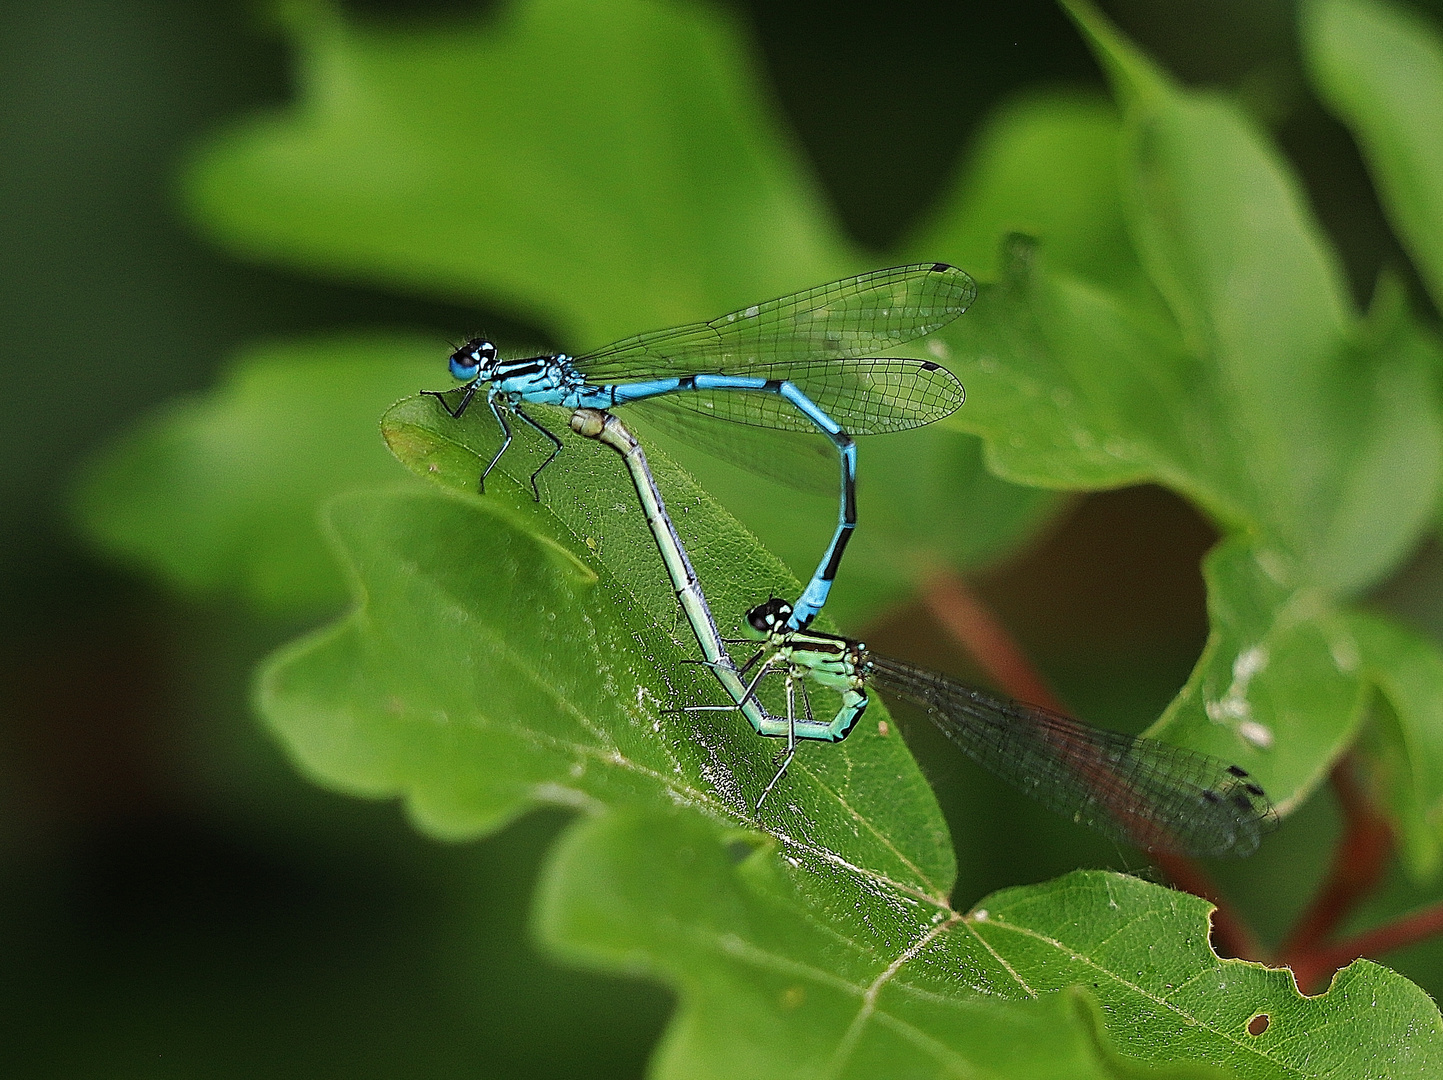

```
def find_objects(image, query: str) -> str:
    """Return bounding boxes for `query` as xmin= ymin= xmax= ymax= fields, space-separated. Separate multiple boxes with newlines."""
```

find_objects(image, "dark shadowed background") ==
xmin=3 ymin=0 xmax=1442 ymax=1074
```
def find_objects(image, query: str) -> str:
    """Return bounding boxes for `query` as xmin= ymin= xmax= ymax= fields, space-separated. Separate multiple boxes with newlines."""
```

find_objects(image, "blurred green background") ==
xmin=4 ymin=0 xmax=1443 ymax=1074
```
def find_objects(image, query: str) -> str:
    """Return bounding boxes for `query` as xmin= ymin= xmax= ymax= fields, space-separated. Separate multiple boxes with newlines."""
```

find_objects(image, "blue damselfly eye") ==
xmin=449 ymin=339 xmax=496 ymax=381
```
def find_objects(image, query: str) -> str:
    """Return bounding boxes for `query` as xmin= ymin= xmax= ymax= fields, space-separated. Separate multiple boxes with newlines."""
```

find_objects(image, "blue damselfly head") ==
xmin=745 ymin=598 xmax=793 ymax=637
xmin=448 ymin=338 xmax=498 ymax=381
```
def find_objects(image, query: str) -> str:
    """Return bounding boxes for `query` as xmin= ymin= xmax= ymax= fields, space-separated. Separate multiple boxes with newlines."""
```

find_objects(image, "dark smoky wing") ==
xmin=866 ymin=655 xmax=1277 ymax=857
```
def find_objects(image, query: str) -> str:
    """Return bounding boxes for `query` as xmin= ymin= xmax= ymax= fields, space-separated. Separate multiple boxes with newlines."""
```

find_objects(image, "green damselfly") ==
xmin=570 ymin=408 xmax=1274 ymax=854
xmin=732 ymin=598 xmax=1276 ymax=856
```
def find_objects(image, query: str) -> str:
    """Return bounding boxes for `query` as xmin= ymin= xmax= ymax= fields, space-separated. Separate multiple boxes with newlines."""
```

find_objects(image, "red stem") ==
xmin=1277 ymin=753 xmax=1393 ymax=962
xmin=921 ymin=570 xmax=1067 ymax=713
xmin=1275 ymin=753 xmax=1396 ymax=992
xmin=920 ymin=569 xmax=1262 ymax=959
xmin=1289 ymin=900 xmax=1443 ymax=994
xmin=1274 ymin=755 xmax=1443 ymax=993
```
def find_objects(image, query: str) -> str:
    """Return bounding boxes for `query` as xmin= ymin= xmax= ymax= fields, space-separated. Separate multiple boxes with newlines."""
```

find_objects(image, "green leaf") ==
xmin=1158 ymin=538 xmax=1367 ymax=816
xmin=910 ymin=0 xmax=1443 ymax=825
xmin=262 ymin=460 xmax=1442 ymax=1074
xmin=938 ymin=247 xmax=1226 ymax=499
xmin=74 ymin=334 xmax=431 ymax=611
xmin=184 ymin=0 xmax=851 ymax=344
xmin=907 ymin=91 xmax=1147 ymax=300
xmin=1056 ymin=0 xmax=1443 ymax=591
xmin=113 ymin=0 xmax=1055 ymax=625
xmin=1349 ymin=611 xmax=1443 ymax=879
xmin=937 ymin=257 xmax=1433 ymax=813
xmin=1122 ymin=98 xmax=1434 ymax=593
xmin=965 ymin=871 xmax=1443 ymax=1078
xmin=540 ymin=810 xmax=1443 ymax=1079
xmin=1303 ymin=0 xmax=1443 ymax=313
xmin=1055 ymin=0 xmax=1173 ymax=112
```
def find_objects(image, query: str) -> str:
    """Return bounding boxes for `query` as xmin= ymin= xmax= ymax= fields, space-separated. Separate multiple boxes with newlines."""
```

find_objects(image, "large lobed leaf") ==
xmin=74 ymin=335 xmax=431 ymax=611
xmin=544 ymin=813 xmax=1443 ymax=1080
xmin=183 ymin=0 xmax=849 ymax=345
xmin=910 ymin=0 xmax=1443 ymax=868
xmin=260 ymin=395 xmax=1443 ymax=1076
xmin=264 ymin=478 xmax=1131 ymax=1077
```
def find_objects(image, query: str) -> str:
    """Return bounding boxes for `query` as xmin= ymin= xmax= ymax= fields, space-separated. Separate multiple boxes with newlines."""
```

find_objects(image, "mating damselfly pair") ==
xmin=428 ymin=265 xmax=1277 ymax=858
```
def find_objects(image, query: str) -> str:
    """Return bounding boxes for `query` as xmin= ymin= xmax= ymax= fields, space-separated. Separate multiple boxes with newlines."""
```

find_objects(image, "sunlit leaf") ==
xmin=184 ymin=0 xmax=849 ymax=343
xmin=75 ymin=334 xmax=430 ymax=610
xmin=261 ymin=457 xmax=1442 ymax=1075
xmin=541 ymin=812 xmax=1443 ymax=1079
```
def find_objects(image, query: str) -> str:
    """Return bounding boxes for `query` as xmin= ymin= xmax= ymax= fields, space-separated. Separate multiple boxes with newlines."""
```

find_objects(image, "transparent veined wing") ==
xmin=649 ymin=355 xmax=964 ymax=435
xmin=866 ymin=655 xmax=1278 ymax=857
xmin=572 ymin=263 xmax=976 ymax=381
xmin=625 ymin=399 xmax=838 ymax=495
